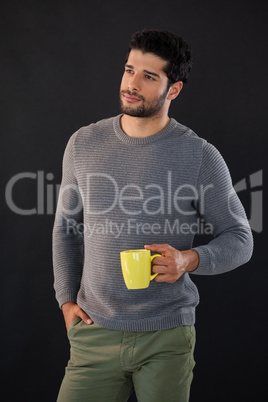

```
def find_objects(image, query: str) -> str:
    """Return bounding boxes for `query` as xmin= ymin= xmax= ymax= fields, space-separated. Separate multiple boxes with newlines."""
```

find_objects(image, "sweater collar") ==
xmin=113 ymin=114 xmax=177 ymax=145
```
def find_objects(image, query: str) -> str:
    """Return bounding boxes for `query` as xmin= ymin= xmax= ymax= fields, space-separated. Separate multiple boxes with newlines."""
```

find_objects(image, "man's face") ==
xmin=119 ymin=50 xmax=171 ymax=118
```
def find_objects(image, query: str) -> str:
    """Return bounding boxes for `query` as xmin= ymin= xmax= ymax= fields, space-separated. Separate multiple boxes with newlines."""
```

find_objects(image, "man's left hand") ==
xmin=144 ymin=244 xmax=199 ymax=284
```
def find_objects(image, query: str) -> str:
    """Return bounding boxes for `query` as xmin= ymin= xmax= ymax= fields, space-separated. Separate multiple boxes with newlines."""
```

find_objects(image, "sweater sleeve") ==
xmin=192 ymin=142 xmax=253 ymax=275
xmin=52 ymin=133 xmax=84 ymax=307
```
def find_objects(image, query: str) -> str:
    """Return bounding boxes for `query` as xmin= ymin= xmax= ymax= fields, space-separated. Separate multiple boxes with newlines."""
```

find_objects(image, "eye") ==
xmin=125 ymin=69 xmax=134 ymax=74
xmin=145 ymin=75 xmax=155 ymax=81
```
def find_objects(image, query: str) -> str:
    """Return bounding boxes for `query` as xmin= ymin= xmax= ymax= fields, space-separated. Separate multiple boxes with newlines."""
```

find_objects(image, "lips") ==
xmin=123 ymin=93 xmax=141 ymax=103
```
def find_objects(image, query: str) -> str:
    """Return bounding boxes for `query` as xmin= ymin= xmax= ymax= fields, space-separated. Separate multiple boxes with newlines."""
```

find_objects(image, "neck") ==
xmin=120 ymin=113 xmax=171 ymax=138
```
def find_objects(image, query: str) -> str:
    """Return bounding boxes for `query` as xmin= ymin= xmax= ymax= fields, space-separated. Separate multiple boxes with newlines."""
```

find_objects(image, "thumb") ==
xmin=76 ymin=306 xmax=93 ymax=325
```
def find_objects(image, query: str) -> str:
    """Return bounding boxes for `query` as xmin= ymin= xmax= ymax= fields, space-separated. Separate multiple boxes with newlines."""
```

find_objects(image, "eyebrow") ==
xmin=125 ymin=64 xmax=160 ymax=79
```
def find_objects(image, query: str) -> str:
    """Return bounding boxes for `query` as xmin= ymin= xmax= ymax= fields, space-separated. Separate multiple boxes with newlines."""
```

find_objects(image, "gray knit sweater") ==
xmin=52 ymin=115 xmax=253 ymax=331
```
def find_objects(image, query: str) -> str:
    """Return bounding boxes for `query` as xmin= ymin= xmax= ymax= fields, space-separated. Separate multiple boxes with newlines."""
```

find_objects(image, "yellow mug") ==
xmin=120 ymin=249 xmax=161 ymax=289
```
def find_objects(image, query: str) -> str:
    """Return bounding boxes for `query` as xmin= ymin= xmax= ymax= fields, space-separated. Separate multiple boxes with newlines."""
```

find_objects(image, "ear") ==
xmin=167 ymin=81 xmax=183 ymax=100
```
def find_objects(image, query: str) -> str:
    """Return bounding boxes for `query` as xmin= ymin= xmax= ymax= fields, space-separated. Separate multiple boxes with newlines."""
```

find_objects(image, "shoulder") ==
xmin=201 ymin=141 xmax=229 ymax=171
xmin=170 ymin=119 xmax=206 ymax=147
xmin=168 ymin=120 xmax=209 ymax=165
xmin=72 ymin=115 xmax=117 ymax=144
xmin=62 ymin=116 xmax=117 ymax=161
xmin=170 ymin=120 xmax=231 ymax=179
xmin=173 ymin=120 xmax=227 ymax=161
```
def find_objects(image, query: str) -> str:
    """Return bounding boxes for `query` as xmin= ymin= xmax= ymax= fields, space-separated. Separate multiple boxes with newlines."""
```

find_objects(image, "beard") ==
xmin=119 ymin=89 xmax=168 ymax=118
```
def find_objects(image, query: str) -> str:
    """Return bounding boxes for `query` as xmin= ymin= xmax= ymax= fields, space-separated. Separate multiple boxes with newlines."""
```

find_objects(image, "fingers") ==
xmin=75 ymin=305 xmax=93 ymax=325
xmin=152 ymin=262 xmax=179 ymax=276
xmin=152 ymin=254 xmax=177 ymax=268
xmin=144 ymin=243 xmax=173 ymax=255
xmin=146 ymin=244 xmax=186 ymax=284
xmin=154 ymin=273 xmax=181 ymax=284
xmin=63 ymin=303 xmax=93 ymax=327
xmin=153 ymin=266 xmax=184 ymax=283
xmin=152 ymin=256 xmax=166 ymax=265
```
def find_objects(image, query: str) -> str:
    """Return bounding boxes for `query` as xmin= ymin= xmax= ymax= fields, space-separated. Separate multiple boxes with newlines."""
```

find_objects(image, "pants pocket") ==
xmin=181 ymin=325 xmax=196 ymax=351
xmin=67 ymin=317 xmax=82 ymax=336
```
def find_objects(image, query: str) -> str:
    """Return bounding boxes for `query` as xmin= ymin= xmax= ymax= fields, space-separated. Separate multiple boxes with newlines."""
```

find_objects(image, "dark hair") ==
xmin=126 ymin=29 xmax=193 ymax=85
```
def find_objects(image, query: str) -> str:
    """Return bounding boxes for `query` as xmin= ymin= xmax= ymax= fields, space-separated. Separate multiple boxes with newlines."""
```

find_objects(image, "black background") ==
xmin=1 ymin=1 xmax=267 ymax=401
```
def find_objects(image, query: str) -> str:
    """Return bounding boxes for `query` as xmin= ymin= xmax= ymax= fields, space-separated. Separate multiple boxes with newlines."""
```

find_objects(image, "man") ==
xmin=53 ymin=29 xmax=253 ymax=401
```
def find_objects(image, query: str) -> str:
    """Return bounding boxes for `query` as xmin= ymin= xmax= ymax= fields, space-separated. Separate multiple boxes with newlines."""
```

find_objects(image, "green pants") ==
xmin=57 ymin=318 xmax=196 ymax=402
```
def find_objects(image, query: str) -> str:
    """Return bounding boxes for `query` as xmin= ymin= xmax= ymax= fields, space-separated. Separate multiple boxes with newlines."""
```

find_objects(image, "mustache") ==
xmin=120 ymin=90 xmax=145 ymax=101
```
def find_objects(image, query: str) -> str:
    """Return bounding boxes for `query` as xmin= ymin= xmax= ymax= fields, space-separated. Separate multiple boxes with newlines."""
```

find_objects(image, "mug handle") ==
xmin=150 ymin=254 xmax=162 ymax=281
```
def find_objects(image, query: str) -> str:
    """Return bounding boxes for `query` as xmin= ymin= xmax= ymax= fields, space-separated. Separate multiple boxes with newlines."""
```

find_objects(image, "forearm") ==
xmin=192 ymin=142 xmax=253 ymax=275
xmin=192 ymin=223 xmax=253 ymax=275
xmin=53 ymin=132 xmax=85 ymax=307
xmin=52 ymin=221 xmax=84 ymax=307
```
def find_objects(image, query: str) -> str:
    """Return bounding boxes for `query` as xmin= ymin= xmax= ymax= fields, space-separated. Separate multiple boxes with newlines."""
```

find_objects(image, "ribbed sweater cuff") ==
xmin=191 ymin=246 xmax=213 ymax=275
xmin=56 ymin=290 xmax=77 ymax=309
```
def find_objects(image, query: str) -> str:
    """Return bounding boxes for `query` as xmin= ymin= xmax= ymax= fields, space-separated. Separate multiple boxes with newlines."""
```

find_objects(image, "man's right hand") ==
xmin=62 ymin=302 xmax=93 ymax=331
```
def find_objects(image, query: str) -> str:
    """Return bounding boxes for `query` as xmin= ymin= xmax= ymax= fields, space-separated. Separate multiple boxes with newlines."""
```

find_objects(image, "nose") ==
xmin=128 ymin=74 xmax=141 ymax=92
